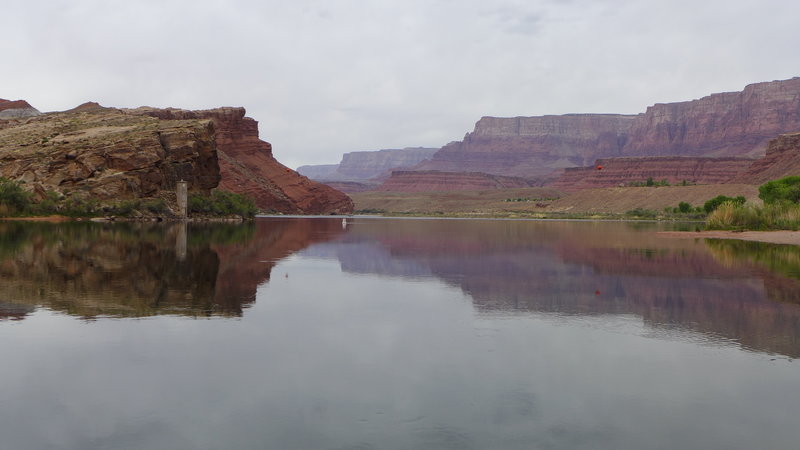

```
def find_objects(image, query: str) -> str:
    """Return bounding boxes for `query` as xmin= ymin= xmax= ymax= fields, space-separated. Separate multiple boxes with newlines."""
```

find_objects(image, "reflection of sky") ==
xmin=1 ymin=255 xmax=798 ymax=450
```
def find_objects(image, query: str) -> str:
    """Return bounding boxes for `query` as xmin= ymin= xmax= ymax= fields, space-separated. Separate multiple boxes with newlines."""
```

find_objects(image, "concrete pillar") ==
xmin=176 ymin=180 xmax=188 ymax=220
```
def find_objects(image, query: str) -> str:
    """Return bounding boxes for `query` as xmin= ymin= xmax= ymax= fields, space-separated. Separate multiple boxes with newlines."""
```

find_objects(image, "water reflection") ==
xmin=0 ymin=220 xmax=344 ymax=319
xmin=3 ymin=218 xmax=800 ymax=357
xmin=301 ymin=219 xmax=800 ymax=358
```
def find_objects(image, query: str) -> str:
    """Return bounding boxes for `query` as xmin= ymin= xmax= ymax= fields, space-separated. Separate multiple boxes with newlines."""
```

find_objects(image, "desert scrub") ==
xmin=706 ymin=202 xmax=800 ymax=231
xmin=189 ymin=190 xmax=258 ymax=217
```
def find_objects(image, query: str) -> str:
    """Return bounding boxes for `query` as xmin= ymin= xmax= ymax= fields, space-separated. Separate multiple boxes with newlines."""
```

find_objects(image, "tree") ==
xmin=678 ymin=201 xmax=692 ymax=213
xmin=704 ymin=195 xmax=745 ymax=213
xmin=759 ymin=176 xmax=800 ymax=205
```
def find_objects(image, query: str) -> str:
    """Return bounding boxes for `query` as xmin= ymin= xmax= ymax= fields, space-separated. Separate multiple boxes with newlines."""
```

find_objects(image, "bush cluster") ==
xmin=706 ymin=176 xmax=800 ymax=230
xmin=188 ymin=190 xmax=258 ymax=217
xmin=704 ymin=195 xmax=745 ymax=214
xmin=1 ymin=177 xmax=182 ymax=218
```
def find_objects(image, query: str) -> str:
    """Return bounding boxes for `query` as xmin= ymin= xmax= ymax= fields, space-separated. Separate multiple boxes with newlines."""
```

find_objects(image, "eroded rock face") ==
xmin=623 ymin=78 xmax=800 ymax=158
xmin=551 ymin=156 xmax=754 ymax=191
xmin=415 ymin=114 xmax=637 ymax=179
xmin=377 ymin=170 xmax=539 ymax=192
xmin=141 ymin=107 xmax=353 ymax=214
xmin=0 ymin=105 xmax=219 ymax=200
xmin=298 ymin=147 xmax=439 ymax=182
xmin=0 ymin=99 xmax=41 ymax=119
xmin=729 ymin=133 xmax=800 ymax=184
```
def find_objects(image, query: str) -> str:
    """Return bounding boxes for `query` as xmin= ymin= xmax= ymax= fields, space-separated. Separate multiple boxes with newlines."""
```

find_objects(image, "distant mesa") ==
xmin=0 ymin=98 xmax=41 ymax=119
xmin=298 ymin=147 xmax=439 ymax=188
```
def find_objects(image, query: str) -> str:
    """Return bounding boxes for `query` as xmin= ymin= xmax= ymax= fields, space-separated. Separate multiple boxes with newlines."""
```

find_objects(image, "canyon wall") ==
xmin=414 ymin=114 xmax=637 ymax=179
xmin=139 ymin=107 xmax=353 ymax=214
xmin=551 ymin=156 xmax=754 ymax=190
xmin=298 ymin=147 xmax=438 ymax=182
xmin=622 ymin=78 xmax=800 ymax=158
xmin=377 ymin=170 xmax=538 ymax=192
xmin=388 ymin=77 xmax=800 ymax=190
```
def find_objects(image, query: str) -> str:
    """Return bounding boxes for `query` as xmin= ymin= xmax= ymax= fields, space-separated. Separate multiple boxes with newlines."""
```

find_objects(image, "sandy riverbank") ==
xmin=659 ymin=230 xmax=800 ymax=246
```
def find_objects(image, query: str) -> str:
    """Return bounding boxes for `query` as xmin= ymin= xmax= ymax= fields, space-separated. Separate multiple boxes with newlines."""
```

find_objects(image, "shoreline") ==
xmin=658 ymin=230 xmax=800 ymax=246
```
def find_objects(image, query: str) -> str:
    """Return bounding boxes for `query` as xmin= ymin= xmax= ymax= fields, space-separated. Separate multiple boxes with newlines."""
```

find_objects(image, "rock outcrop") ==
xmin=729 ymin=132 xmax=800 ymax=184
xmin=141 ymin=107 xmax=353 ymax=214
xmin=298 ymin=147 xmax=439 ymax=182
xmin=551 ymin=156 xmax=754 ymax=190
xmin=0 ymin=104 xmax=219 ymax=201
xmin=0 ymin=99 xmax=40 ymax=119
xmin=377 ymin=170 xmax=539 ymax=192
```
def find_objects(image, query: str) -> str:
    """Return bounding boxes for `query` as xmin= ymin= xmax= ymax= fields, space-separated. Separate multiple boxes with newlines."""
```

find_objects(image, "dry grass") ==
xmin=351 ymin=184 xmax=760 ymax=216
xmin=707 ymin=202 xmax=800 ymax=231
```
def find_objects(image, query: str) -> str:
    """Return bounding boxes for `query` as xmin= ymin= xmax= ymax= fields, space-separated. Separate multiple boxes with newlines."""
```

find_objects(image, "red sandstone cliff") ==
xmin=385 ymin=77 xmax=800 ymax=191
xmin=139 ymin=107 xmax=353 ymax=214
xmin=414 ymin=114 xmax=637 ymax=179
xmin=623 ymin=78 xmax=800 ymax=158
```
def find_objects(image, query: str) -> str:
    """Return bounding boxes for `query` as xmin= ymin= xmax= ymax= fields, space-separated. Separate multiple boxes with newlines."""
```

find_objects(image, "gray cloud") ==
xmin=2 ymin=0 xmax=799 ymax=168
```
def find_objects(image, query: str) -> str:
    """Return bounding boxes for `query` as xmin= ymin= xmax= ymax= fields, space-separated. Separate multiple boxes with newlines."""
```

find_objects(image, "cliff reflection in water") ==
xmin=0 ymin=220 xmax=343 ymax=319
xmin=301 ymin=219 xmax=800 ymax=358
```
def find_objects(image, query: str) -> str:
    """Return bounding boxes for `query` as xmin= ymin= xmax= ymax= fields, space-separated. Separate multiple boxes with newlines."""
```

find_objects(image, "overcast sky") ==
xmin=3 ymin=0 xmax=799 ymax=168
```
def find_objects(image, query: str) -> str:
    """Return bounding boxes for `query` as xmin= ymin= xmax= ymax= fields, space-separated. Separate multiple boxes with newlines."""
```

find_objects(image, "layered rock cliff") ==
xmin=298 ymin=147 xmax=439 ymax=182
xmin=377 ymin=170 xmax=539 ymax=192
xmin=0 ymin=104 xmax=219 ymax=201
xmin=0 ymin=99 xmax=40 ymax=119
xmin=141 ymin=107 xmax=353 ymax=214
xmin=729 ymin=132 xmax=800 ymax=184
xmin=623 ymin=78 xmax=800 ymax=158
xmin=395 ymin=77 xmax=800 ymax=190
xmin=415 ymin=114 xmax=637 ymax=179
xmin=551 ymin=156 xmax=754 ymax=190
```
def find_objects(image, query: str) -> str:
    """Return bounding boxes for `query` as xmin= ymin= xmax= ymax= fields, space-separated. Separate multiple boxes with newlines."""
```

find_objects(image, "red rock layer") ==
xmin=0 ymin=99 xmax=34 ymax=111
xmin=140 ymin=107 xmax=353 ymax=214
xmin=377 ymin=170 xmax=538 ymax=192
xmin=550 ymin=156 xmax=754 ymax=191
xmin=729 ymin=132 xmax=800 ymax=184
xmin=0 ymin=99 xmax=40 ymax=118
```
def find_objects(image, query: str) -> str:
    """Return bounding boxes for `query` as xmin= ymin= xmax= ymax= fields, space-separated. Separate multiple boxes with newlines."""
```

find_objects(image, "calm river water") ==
xmin=1 ymin=217 xmax=799 ymax=449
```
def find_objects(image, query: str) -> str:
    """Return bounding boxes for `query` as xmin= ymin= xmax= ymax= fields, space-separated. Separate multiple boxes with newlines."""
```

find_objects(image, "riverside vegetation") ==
xmin=0 ymin=177 xmax=257 ymax=219
xmin=707 ymin=176 xmax=800 ymax=231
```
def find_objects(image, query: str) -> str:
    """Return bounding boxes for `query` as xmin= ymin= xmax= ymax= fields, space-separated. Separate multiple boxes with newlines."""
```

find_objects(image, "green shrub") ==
xmin=189 ymin=190 xmax=257 ymax=217
xmin=706 ymin=202 xmax=800 ymax=231
xmin=704 ymin=195 xmax=745 ymax=214
xmin=0 ymin=177 xmax=33 ymax=215
xmin=678 ymin=201 xmax=692 ymax=213
xmin=758 ymin=176 xmax=800 ymax=205
xmin=625 ymin=208 xmax=658 ymax=219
